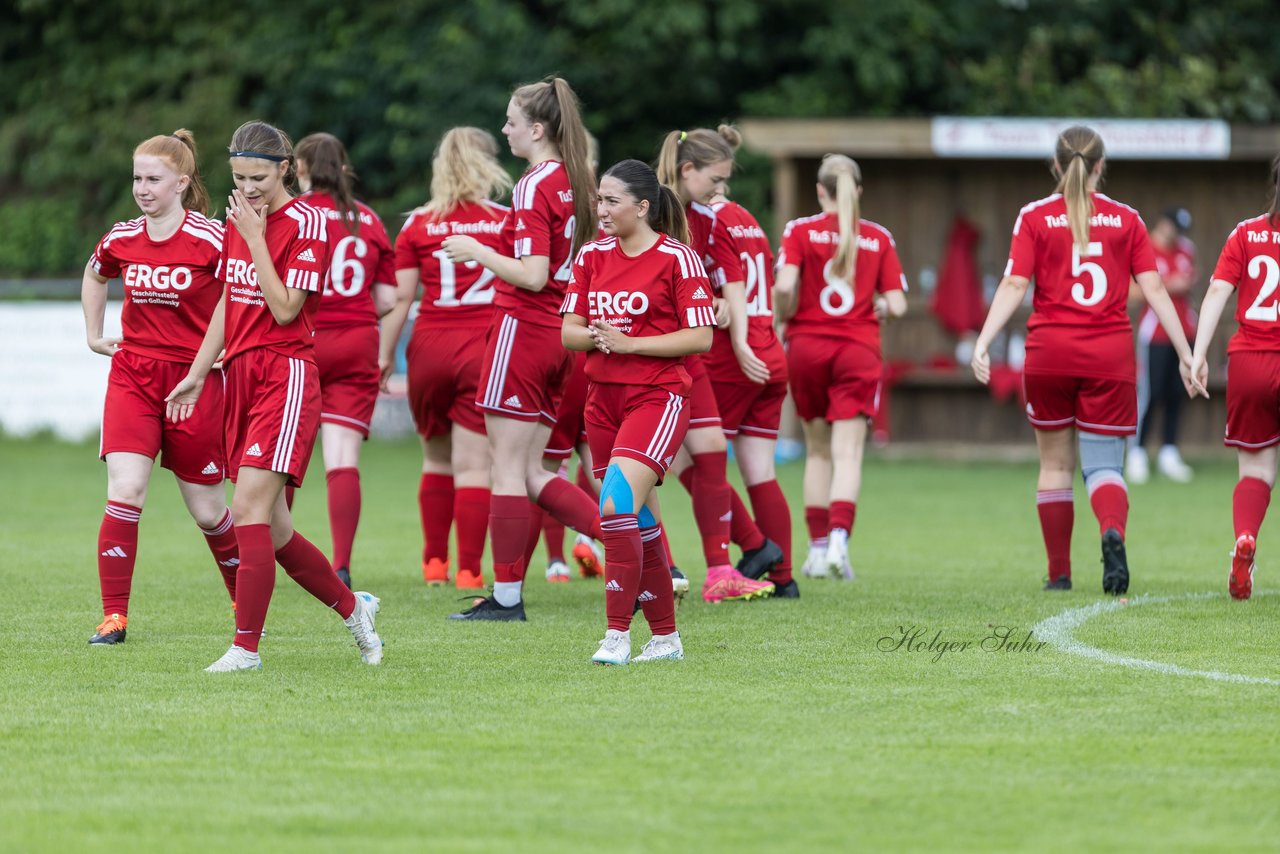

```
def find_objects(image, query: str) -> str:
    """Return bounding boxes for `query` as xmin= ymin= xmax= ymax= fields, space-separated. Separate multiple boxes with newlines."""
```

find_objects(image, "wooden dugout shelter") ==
xmin=739 ymin=116 xmax=1280 ymax=448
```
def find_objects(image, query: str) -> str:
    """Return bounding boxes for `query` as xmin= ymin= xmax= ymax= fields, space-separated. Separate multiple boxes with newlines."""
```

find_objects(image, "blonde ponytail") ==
xmin=421 ymin=127 xmax=512 ymax=217
xmin=1053 ymin=125 xmax=1105 ymax=253
xmin=512 ymin=77 xmax=597 ymax=254
xmin=817 ymin=154 xmax=862 ymax=280
xmin=655 ymin=125 xmax=739 ymax=205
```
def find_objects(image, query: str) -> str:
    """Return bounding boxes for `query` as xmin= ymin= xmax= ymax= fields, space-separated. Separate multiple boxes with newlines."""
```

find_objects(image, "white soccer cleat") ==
xmin=801 ymin=542 xmax=830 ymax=579
xmin=1125 ymin=446 xmax=1150 ymax=484
xmin=591 ymin=629 xmax=631 ymax=666
xmin=634 ymin=632 xmax=684 ymax=662
xmin=204 ymin=645 xmax=262 ymax=672
xmin=825 ymin=529 xmax=850 ymax=579
xmin=545 ymin=559 xmax=572 ymax=583
xmin=1157 ymin=445 xmax=1192 ymax=483
xmin=345 ymin=591 xmax=383 ymax=665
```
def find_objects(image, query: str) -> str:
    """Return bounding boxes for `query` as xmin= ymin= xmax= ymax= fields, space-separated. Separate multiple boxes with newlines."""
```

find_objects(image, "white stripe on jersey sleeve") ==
xmin=560 ymin=293 xmax=578 ymax=314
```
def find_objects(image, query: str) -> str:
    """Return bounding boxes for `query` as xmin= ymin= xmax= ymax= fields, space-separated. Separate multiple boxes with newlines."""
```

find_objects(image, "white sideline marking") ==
xmin=1032 ymin=591 xmax=1280 ymax=687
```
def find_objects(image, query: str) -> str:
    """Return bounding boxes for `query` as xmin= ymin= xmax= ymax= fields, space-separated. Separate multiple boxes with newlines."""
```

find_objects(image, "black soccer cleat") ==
xmin=1101 ymin=528 xmax=1129 ymax=595
xmin=448 ymin=596 xmax=527 ymax=622
xmin=336 ymin=567 xmax=352 ymax=590
xmin=737 ymin=539 xmax=784 ymax=580
xmin=771 ymin=578 xmax=800 ymax=598
xmin=1043 ymin=576 xmax=1072 ymax=591
xmin=89 ymin=613 xmax=127 ymax=645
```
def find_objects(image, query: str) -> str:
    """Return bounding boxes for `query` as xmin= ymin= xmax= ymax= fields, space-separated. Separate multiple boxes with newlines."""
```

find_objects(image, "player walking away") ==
xmin=441 ymin=77 xmax=605 ymax=621
xmin=166 ymin=121 xmax=383 ymax=671
xmin=1127 ymin=207 xmax=1198 ymax=484
xmin=774 ymin=155 xmax=907 ymax=581
xmin=294 ymin=133 xmax=397 ymax=590
xmin=706 ymin=191 xmax=797 ymax=597
xmin=561 ymin=159 xmax=715 ymax=664
xmin=972 ymin=126 xmax=1204 ymax=594
xmin=381 ymin=126 xmax=512 ymax=591
xmin=656 ymin=126 xmax=777 ymax=603
xmin=81 ymin=129 xmax=240 ymax=644
xmin=1189 ymin=155 xmax=1280 ymax=600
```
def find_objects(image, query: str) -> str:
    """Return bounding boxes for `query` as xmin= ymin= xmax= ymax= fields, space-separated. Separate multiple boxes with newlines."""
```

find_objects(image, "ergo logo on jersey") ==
xmin=224 ymin=258 xmax=258 ymax=287
xmin=124 ymin=264 xmax=193 ymax=291
xmin=589 ymin=290 xmax=650 ymax=317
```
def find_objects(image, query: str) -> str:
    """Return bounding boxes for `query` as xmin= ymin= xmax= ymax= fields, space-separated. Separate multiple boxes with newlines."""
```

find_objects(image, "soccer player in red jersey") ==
xmin=655 ymin=126 xmax=776 ymax=603
xmin=972 ymin=126 xmax=1204 ymax=594
xmin=1189 ymin=154 xmax=1280 ymax=600
xmin=1127 ymin=207 xmax=1198 ymax=484
xmin=81 ymin=129 xmax=239 ymax=645
xmin=166 ymin=121 xmax=383 ymax=671
xmin=440 ymin=78 xmax=605 ymax=621
xmin=706 ymin=192 xmax=797 ymax=597
xmin=381 ymin=127 xmax=512 ymax=591
xmin=295 ymin=132 xmax=397 ymax=590
xmin=561 ymin=159 xmax=716 ymax=664
xmin=775 ymin=154 xmax=908 ymax=582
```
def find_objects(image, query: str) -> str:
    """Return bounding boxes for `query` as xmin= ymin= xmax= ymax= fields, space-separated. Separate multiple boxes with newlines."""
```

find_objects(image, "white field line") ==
xmin=1032 ymin=591 xmax=1280 ymax=687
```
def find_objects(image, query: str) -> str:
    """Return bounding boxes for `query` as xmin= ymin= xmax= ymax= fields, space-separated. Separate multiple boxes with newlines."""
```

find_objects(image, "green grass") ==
xmin=1 ymin=436 xmax=1277 ymax=852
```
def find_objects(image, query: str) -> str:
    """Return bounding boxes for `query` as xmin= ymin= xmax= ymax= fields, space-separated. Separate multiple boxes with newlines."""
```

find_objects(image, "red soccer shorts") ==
xmin=101 ymin=349 xmax=226 ymax=484
xmin=224 ymin=348 xmax=321 ymax=488
xmin=1022 ymin=371 xmax=1137 ymax=436
xmin=711 ymin=378 xmax=787 ymax=439
xmin=476 ymin=312 xmax=571 ymax=426
xmin=545 ymin=351 xmax=589 ymax=459
xmin=787 ymin=333 xmax=881 ymax=423
xmin=407 ymin=323 xmax=488 ymax=439
xmin=684 ymin=355 xmax=723 ymax=430
xmin=586 ymin=383 xmax=690 ymax=483
xmin=315 ymin=324 xmax=380 ymax=439
xmin=1225 ymin=350 xmax=1280 ymax=450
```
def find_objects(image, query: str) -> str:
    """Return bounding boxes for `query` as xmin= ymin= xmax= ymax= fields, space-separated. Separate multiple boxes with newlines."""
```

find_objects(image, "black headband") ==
xmin=229 ymin=150 xmax=287 ymax=162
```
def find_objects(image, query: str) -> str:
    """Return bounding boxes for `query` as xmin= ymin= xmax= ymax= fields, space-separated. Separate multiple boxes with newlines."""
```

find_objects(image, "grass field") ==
xmin=2 ymin=435 xmax=1278 ymax=852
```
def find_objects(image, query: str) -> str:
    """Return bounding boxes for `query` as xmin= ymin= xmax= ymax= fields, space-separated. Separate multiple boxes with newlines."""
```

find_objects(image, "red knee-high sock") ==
xmin=419 ymin=473 xmax=455 ymax=564
xmin=454 ymin=487 xmax=490 ymax=574
xmin=729 ymin=485 xmax=766 ymax=552
xmin=661 ymin=525 xmax=676 ymax=566
xmin=638 ymin=525 xmax=677 ymax=635
xmin=275 ymin=531 xmax=356 ymax=619
xmin=544 ymin=514 xmax=566 ymax=563
xmin=490 ymin=494 xmax=531 ymax=585
xmin=232 ymin=523 xmax=276 ymax=653
xmin=1234 ymin=477 xmax=1272 ymax=540
xmin=200 ymin=509 xmax=238 ymax=602
xmin=680 ymin=453 xmax=731 ymax=567
xmin=749 ymin=481 xmax=792 ymax=584
xmin=601 ymin=514 xmax=642 ymax=632
xmin=326 ymin=467 xmax=361 ymax=571
xmin=829 ymin=500 xmax=855 ymax=534
xmin=1087 ymin=474 xmax=1129 ymax=538
xmin=523 ymin=502 xmax=546 ymax=572
xmin=98 ymin=501 xmax=142 ymax=617
xmin=576 ymin=463 xmax=598 ymax=498
xmin=804 ymin=506 xmax=829 ymax=542
xmin=536 ymin=476 xmax=603 ymax=540
xmin=1037 ymin=489 xmax=1074 ymax=582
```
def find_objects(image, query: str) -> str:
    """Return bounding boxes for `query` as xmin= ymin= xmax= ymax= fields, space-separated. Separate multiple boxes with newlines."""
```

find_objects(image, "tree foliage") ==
xmin=4 ymin=0 xmax=1280 ymax=274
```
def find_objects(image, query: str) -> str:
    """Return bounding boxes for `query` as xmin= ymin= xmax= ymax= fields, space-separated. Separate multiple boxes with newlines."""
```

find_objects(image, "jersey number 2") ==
xmin=1244 ymin=254 xmax=1280 ymax=321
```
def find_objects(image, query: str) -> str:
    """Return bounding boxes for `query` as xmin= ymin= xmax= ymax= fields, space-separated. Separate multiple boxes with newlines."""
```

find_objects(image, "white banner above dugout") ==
xmin=931 ymin=117 xmax=1232 ymax=160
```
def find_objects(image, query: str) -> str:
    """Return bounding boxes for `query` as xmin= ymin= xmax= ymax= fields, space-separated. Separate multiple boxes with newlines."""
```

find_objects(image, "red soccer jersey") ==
xmin=220 ymin=196 xmax=330 ymax=362
xmin=1005 ymin=192 xmax=1156 ymax=380
xmin=1142 ymin=236 xmax=1197 ymax=344
xmin=89 ymin=211 xmax=225 ymax=363
xmin=705 ymin=201 xmax=786 ymax=378
xmin=497 ymin=160 xmax=575 ymax=327
xmin=777 ymin=211 xmax=907 ymax=351
xmin=303 ymin=191 xmax=395 ymax=331
xmin=395 ymin=200 xmax=509 ymax=328
xmin=1213 ymin=214 xmax=1280 ymax=354
xmin=560 ymin=234 xmax=717 ymax=395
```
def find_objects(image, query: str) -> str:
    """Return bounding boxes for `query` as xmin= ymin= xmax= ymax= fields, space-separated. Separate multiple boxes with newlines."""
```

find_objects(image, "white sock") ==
xmin=493 ymin=581 xmax=522 ymax=607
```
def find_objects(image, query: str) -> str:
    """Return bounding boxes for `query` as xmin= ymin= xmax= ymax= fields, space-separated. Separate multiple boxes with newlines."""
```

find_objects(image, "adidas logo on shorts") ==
xmin=637 ymin=590 xmax=657 ymax=603
xmin=202 ymin=461 xmax=220 ymax=475
xmin=605 ymin=579 xmax=624 ymax=592
xmin=246 ymin=443 xmax=264 ymax=457
xmin=692 ymin=286 xmax=709 ymax=300
xmin=664 ymin=455 xmax=674 ymax=466
xmin=101 ymin=546 xmax=128 ymax=558
xmin=504 ymin=395 xmax=523 ymax=409
xmin=296 ymin=248 xmax=317 ymax=263
xmin=218 ymin=558 xmax=241 ymax=567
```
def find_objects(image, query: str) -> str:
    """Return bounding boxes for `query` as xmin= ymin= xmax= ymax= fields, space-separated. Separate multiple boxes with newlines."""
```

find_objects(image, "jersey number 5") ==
xmin=1244 ymin=254 xmax=1280 ymax=321
xmin=1070 ymin=242 xmax=1106 ymax=307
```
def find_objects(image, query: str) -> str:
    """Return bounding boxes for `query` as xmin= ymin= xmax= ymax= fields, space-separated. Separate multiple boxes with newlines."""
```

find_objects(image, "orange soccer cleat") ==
xmin=89 ymin=613 xmax=128 ymax=645
xmin=455 ymin=568 xmax=485 ymax=590
xmin=423 ymin=557 xmax=450 ymax=586
xmin=572 ymin=534 xmax=605 ymax=578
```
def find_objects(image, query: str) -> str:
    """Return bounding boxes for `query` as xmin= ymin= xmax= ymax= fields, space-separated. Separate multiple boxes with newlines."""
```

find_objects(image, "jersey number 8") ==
xmin=820 ymin=259 xmax=855 ymax=316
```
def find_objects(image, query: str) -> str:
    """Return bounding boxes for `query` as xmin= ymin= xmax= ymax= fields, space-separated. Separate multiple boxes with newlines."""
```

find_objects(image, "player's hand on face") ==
xmin=164 ymin=374 xmax=205 ymax=423
xmin=88 ymin=336 xmax=122 ymax=357
xmin=970 ymin=345 xmax=991 ymax=385
xmin=441 ymin=235 xmax=481 ymax=264
xmin=588 ymin=319 xmax=629 ymax=355
xmin=227 ymin=190 xmax=265 ymax=243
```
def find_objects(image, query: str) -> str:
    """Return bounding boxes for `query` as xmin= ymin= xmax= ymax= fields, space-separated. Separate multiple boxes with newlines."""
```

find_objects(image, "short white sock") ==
xmin=493 ymin=581 xmax=522 ymax=608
